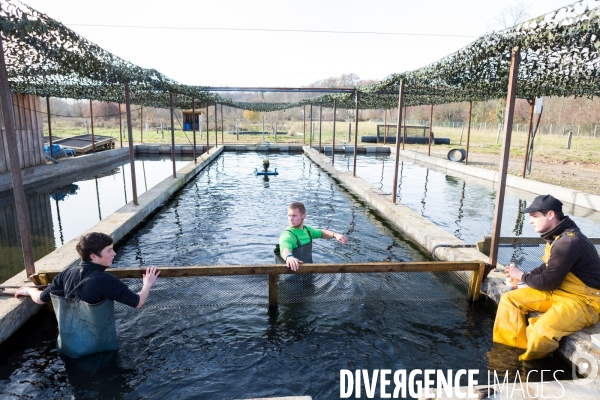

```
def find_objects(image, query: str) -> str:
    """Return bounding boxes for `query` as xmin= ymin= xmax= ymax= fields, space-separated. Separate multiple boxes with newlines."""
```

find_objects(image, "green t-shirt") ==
xmin=279 ymin=225 xmax=323 ymax=253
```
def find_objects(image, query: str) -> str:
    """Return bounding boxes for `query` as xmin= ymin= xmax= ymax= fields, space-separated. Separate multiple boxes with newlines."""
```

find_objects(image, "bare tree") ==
xmin=490 ymin=1 xmax=531 ymax=31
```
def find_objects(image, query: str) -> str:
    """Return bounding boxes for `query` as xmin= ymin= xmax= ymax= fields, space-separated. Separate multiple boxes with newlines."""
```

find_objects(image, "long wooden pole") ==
xmin=383 ymin=108 xmax=387 ymax=145
xmin=522 ymin=99 xmax=535 ymax=178
xmin=489 ymin=48 xmax=521 ymax=270
xmin=192 ymin=98 xmax=197 ymax=162
xmin=0 ymin=35 xmax=36 ymax=277
xmin=89 ymin=99 xmax=95 ymax=153
xmin=428 ymin=104 xmax=434 ymax=155
xmin=465 ymin=101 xmax=472 ymax=165
xmin=124 ymin=82 xmax=138 ymax=206
xmin=353 ymin=91 xmax=360 ymax=177
xmin=46 ymin=97 xmax=53 ymax=158
xmin=392 ymin=81 xmax=405 ymax=204
xmin=170 ymin=92 xmax=176 ymax=178
xmin=332 ymin=99 xmax=337 ymax=165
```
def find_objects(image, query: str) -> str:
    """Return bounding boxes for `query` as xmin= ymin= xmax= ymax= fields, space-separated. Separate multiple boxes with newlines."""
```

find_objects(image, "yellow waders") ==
xmin=493 ymin=237 xmax=600 ymax=361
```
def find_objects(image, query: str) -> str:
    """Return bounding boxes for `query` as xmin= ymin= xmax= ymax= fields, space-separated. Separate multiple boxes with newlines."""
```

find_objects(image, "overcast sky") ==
xmin=21 ymin=0 xmax=578 ymax=87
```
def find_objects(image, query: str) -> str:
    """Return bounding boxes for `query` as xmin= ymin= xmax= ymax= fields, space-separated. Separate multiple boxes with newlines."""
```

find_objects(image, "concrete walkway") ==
xmin=0 ymin=146 xmax=223 ymax=345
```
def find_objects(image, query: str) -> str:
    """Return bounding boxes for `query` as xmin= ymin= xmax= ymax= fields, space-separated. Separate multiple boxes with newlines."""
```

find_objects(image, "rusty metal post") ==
xmin=522 ymin=99 xmax=535 ymax=178
xmin=215 ymin=104 xmax=218 ymax=146
xmin=170 ymin=92 xmax=176 ymax=178
xmin=221 ymin=104 xmax=224 ymax=144
xmin=490 ymin=48 xmax=521 ymax=269
xmin=353 ymin=90 xmax=360 ymax=177
xmin=192 ymin=98 xmax=197 ymax=162
xmin=309 ymin=104 xmax=313 ymax=148
xmin=140 ymin=106 xmax=143 ymax=143
xmin=118 ymin=103 xmax=123 ymax=148
xmin=46 ymin=97 xmax=53 ymax=158
xmin=383 ymin=108 xmax=387 ymax=145
xmin=124 ymin=82 xmax=138 ymax=206
xmin=0 ymin=36 xmax=36 ymax=277
xmin=319 ymin=104 xmax=322 ymax=153
xmin=89 ymin=99 xmax=96 ymax=153
xmin=206 ymin=105 xmax=209 ymax=150
xmin=465 ymin=101 xmax=472 ymax=165
xmin=428 ymin=104 xmax=433 ymax=156
xmin=392 ymin=81 xmax=405 ymax=204
xmin=332 ymin=99 xmax=337 ymax=165
xmin=303 ymin=105 xmax=306 ymax=144
xmin=402 ymin=106 xmax=407 ymax=150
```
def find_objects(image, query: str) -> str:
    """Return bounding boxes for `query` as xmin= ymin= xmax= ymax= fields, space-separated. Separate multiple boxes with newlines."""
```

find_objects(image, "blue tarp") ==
xmin=44 ymin=144 xmax=76 ymax=158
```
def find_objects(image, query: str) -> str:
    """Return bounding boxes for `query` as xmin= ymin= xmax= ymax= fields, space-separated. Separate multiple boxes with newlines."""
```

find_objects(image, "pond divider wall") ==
xmin=0 ymin=146 xmax=223 ymax=345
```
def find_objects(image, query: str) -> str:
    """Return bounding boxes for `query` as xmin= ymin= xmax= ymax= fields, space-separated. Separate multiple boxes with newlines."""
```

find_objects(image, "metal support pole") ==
xmin=206 ymin=105 xmax=210 ymax=150
xmin=170 ymin=92 xmax=176 ymax=178
xmin=522 ymin=99 xmax=535 ymax=178
xmin=215 ymin=104 xmax=218 ymax=146
xmin=402 ymin=106 xmax=407 ymax=150
xmin=489 ymin=48 xmax=521 ymax=270
xmin=353 ymin=90 xmax=360 ymax=177
xmin=428 ymin=104 xmax=433 ymax=156
xmin=124 ymin=82 xmax=138 ymax=206
xmin=309 ymin=104 xmax=313 ymax=148
xmin=332 ymin=99 xmax=337 ymax=165
xmin=303 ymin=105 xmax=306 ymax=144
xmin=236 ymin=120 xmax=239 ymax=141
xmin=192 ymin=98 xmax=197 ymax=162
xmin=89 ymin=99 xmax=96 ymax=153
xmin=140 ymin=106 xmax=143 ymax=143
xmin=221 ymin=104 xmax=224 ymax=144
xmin=319 ymin=105 xmax=322 ymax=153
xmin=383 ymin=108 xmax=387 ymax=145
xmin=118 ymin=103 xmax=123 ymax=148
xmin=46 ymin=97 xmax=53 ymax=158
xmin=392 ymin=81 xmax=405 ymax=204
xmin=0 ymin=36 xmax=36 ymax=277
xmin=465 ymin=101 xmax=472 ymax=165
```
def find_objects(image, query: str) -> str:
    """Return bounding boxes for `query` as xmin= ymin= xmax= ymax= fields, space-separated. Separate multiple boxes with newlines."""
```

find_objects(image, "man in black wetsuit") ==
xmin=493 ymin=194 xmax=600 ymax=360
xmin=275 ymin=201 xmax=348 ymax=271
xmin=15 ymin=232 xmax=160 ymax=357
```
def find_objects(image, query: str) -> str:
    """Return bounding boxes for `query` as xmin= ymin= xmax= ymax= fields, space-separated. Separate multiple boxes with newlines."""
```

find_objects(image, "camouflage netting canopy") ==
xmin=1 ymin=0 xmax=599 ymax=111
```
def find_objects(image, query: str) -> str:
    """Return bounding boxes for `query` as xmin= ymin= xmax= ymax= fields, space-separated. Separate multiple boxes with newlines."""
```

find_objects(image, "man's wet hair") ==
xmin=76 ymin=232 xmax=114 ymax=262
xmin=540 ymin=209 xmax=565 ymax=220
xmin=288 ymin=201 xmax=306 ymax=215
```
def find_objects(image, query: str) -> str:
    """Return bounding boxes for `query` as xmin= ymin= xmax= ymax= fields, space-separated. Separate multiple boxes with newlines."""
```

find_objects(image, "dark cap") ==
xmin=520 ymin=194 xmax=563 ymax=214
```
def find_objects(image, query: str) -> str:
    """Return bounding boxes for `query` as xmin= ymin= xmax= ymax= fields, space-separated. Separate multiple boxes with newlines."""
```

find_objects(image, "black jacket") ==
xmin=522 ymin=216 xmax=600 ymax=291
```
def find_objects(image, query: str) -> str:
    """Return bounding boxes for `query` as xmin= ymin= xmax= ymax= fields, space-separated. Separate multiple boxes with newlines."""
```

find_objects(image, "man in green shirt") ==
xmin=276 ymin=201 xmax=348 ymax=271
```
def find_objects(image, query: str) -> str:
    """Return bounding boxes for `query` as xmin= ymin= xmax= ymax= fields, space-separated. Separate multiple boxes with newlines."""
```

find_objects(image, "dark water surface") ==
xmin=0 ymin=156 xmax=188 ymax=282
xmin=0 ymin=152 xmax=574 ymax=399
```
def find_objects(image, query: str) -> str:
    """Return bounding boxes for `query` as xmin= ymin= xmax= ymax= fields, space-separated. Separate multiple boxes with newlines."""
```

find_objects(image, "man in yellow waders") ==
xmin=493 ymin=194 xmax=600 ymax=361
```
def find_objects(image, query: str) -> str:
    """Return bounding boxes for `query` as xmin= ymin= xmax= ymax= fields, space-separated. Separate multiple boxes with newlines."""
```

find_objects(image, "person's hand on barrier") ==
xmin=286 ymin=256 xmax=303 ymax=272
xmin=143 ymin=266 xmax=161 ymax=288
xmin=14 ymin=286 xmax=45 ymax=304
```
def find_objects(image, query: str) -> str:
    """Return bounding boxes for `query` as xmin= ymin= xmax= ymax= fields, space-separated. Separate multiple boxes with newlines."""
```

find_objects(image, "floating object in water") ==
xmin=255 ymin=168 xmax=278 ymax=176
xmin=262 ymin=159 xmax=270 ymax=171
